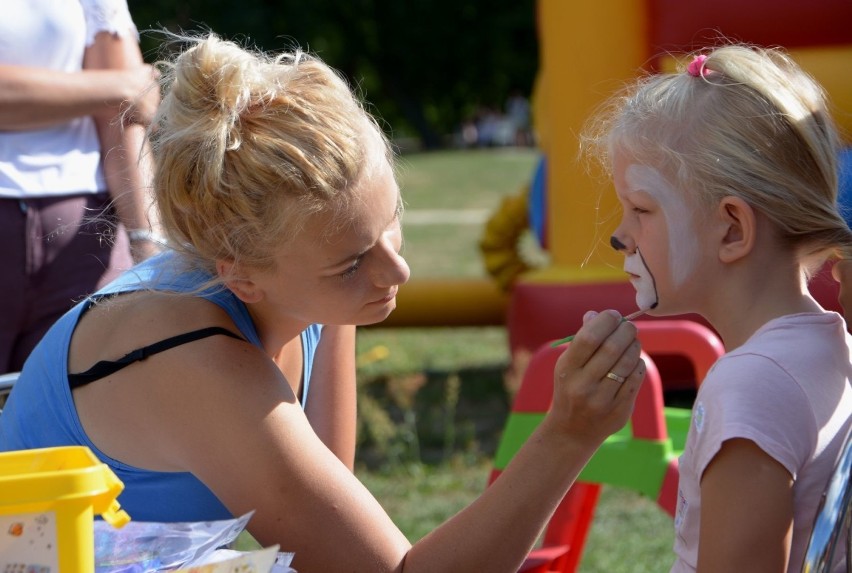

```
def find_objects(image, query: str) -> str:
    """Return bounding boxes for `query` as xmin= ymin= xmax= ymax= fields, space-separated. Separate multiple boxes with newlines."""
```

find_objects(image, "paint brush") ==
xmin=549 ymin=305 xmax=656 ymax=347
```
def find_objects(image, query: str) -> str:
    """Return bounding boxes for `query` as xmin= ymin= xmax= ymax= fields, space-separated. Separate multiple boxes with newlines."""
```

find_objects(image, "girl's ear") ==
xmin=216 ymin=259 xmax=263 ymax=303
xmin=717 ymin=196 xmax=756 ymax=263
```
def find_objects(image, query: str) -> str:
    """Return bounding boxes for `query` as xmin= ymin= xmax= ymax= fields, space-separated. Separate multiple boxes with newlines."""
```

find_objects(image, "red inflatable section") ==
xmin=649 ymin=0 xmax=852 ymax=55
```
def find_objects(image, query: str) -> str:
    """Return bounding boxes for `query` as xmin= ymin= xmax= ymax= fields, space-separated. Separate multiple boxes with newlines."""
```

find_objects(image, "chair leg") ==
xmin=543 ymin=482 xmax=601 ymax=572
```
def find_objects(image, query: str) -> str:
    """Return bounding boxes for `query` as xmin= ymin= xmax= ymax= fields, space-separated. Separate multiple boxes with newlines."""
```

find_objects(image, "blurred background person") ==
xmin=506 ymin=89 xmax=532 ymax=147
xmin=0 ymin=0 xmax=161 ymax=374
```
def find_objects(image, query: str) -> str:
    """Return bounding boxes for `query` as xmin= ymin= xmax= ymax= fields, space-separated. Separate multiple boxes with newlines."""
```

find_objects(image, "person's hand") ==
xmin=91 ymin=64 xmax=160 ymax=127
xmin=831 ymin=259 xmax=852 ymax=329
xmin=118 ymin=64 xmax=161 ymax=126
xmin=546 ymin=309 xmax=645 ymax=445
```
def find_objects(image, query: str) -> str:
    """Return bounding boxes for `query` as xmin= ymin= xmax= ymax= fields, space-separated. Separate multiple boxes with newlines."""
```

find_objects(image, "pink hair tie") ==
xmin=686 ymin=54 xmax=708 ymax=77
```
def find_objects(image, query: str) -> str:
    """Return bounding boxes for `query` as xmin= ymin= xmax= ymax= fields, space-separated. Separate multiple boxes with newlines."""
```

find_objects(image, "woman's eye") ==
xmin=341 ymin=257 xmax=362 ymax=280
xmin=632 ymin=206 xmax=650 ymax=215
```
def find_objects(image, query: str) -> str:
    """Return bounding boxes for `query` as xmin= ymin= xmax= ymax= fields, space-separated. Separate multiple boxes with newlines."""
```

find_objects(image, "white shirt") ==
xmin=0 ymin=0 xmax=137 ymax=198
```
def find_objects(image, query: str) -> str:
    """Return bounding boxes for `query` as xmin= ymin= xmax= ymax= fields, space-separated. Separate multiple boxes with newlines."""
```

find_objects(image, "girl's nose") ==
xmin=610 ymin=235 xmax=628 ymax=251
xmin=610 ymin=231 xmax=638 ymax=254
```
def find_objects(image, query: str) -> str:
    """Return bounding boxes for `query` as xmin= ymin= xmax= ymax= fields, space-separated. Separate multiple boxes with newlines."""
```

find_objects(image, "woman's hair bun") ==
xmin=148 ymin=32 xmax=392 ymax=276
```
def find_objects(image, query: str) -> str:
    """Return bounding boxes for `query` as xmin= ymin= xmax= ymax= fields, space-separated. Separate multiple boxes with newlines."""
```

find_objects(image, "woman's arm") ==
xmin=84 ymin=31 xmax=162 ymax=262
xmin=0 ymin=63 xmax=159 ymax=131
xmin=697 ymin=438 xmax=794 ymax=572
xmin=74 ymin=304 xmax=642 ymax=572
xmin=304 ymin=324 xmax=357 ymax=470
xmin=401 ymin=310 xmax=644 ymax=572
xmin=176 ymin=310 xmax=642 ymax=572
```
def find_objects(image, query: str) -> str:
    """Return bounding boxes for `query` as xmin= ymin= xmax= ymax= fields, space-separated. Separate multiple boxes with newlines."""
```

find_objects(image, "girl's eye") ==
xmin=632 ymin=206 xmax=650 ymax=215
xmin=340 ymin=257 xmax=363 ymax=280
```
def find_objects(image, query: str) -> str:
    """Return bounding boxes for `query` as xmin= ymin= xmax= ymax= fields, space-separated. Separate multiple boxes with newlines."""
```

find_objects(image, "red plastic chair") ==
xmin=635 ymin=320 xmax=725 ymax=511
xmin=490 ymin=319 xmax=725 ymax=572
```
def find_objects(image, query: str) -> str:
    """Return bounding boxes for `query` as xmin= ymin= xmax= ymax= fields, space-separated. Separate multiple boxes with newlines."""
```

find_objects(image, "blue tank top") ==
xmin=0 ymin=251 xmax=322 ymax=522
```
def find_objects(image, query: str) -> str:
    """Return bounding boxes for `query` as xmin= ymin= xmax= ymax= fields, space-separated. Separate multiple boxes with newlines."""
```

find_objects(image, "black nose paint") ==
xmin=610 ymin=236 xmax=627 ymax=251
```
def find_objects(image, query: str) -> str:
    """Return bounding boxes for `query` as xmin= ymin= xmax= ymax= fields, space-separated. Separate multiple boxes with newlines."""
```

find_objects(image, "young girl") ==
xmin=0 ymin=34 xmax=646 ymax=571
xmin=590 ymin=45 xmax=852 ymax=572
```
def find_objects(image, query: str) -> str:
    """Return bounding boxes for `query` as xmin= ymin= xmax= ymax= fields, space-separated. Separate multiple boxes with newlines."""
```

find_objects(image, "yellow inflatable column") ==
xmin=538 ymin=0 xmax=649 ymax=280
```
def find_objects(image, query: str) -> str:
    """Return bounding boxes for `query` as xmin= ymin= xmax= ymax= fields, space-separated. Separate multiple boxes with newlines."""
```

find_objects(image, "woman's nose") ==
xmin=373 ymin=245 xmax=411 ymax=288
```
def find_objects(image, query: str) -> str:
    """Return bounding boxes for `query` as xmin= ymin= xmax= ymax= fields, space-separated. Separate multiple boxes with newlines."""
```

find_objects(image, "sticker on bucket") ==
xmin=0 ymin=511 xmax=58 ymax=572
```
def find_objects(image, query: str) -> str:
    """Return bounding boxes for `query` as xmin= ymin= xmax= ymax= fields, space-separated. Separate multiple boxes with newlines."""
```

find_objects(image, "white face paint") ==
xmin=624 ymin=248 xmax=657 ymax=310
xmin=624 ymin=164 xmax=698 ymax=288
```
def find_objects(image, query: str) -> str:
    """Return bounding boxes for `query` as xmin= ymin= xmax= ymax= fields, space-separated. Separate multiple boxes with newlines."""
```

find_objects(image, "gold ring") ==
xmin=605 ymin=371 xmax=626 ymax=384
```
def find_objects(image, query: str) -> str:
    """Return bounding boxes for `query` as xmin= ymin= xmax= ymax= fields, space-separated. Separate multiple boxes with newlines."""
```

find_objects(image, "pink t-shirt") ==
xmin=671 ymin=312 xmax=852 ymax=573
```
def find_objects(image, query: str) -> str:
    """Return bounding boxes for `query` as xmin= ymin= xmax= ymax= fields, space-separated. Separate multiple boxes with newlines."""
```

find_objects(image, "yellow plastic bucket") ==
xmin=0 ymin=446 xmax=130 ymax=572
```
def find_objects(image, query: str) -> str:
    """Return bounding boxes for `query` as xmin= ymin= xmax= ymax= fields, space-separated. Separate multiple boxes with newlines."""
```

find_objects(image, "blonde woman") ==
xmin=0 ymin=34 xmax=644 ymax=572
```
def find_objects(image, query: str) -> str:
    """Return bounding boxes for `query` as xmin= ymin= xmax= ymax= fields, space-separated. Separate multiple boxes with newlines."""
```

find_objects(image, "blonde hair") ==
xmin=149 ymin=34 xmax=392 ymax=275
xmin=585 ymin=44 xmax=852 ymax=268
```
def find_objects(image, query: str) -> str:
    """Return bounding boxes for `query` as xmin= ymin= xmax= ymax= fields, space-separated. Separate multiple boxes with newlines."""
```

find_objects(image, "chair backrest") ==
xmin=489 ymin=344 xmax=673 ymax=572
xmin=491 ymin=318 xmax=727 ymax=572
xmin=635 ymin=320 xmax=725 ymax=385
xmin=0 ymin=371 xmax=19 ymax=412
xmin=802 ymin=428 xmax=852 ymax=573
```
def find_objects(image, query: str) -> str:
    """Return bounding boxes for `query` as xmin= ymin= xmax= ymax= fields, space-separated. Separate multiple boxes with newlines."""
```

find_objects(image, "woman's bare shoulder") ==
xmin=69 ymin=289 xmax=289 ymax=471
xmin=69 ymin=290 xmax=238 ymax=373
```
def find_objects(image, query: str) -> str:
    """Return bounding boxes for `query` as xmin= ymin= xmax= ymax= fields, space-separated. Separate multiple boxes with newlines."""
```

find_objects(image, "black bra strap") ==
xmin=69 ymin=326 xmax=246 ymax=389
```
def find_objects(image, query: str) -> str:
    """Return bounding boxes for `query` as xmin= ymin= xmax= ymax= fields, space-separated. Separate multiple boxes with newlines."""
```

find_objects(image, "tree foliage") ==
xmin=128 ymin=0 xmax=538 ymax=147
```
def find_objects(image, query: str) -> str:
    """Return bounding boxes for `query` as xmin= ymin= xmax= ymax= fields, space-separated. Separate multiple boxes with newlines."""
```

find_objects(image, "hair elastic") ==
xmin=686 ymin=54 xmax=708 ymax=78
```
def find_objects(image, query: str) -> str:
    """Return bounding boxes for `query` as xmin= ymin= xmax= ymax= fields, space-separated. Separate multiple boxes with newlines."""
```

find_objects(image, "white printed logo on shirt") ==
xmin=693 ymin=402 xmax=705 ymax=433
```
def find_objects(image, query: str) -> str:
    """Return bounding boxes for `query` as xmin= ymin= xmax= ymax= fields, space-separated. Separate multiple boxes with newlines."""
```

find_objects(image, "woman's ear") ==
xmin=717 ymin=196 xmax=757 ymax=263
xmin=216 ymin=259 xmax=263 ymax=303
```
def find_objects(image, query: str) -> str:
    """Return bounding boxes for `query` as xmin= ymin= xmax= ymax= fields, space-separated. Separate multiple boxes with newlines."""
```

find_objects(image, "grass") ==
xmin=397 ymin=148 xmax=540 ymax=212
xmin=356 ymin=326 xmax=509 ymax=378
xmin=396 ymin=147 xmax=541 ymax=279
xmin=361 ymin=463 xmax=675 ymax=572
xmin=358 ymin=455 xmax=493 ymax=543
xmin=580 ymin=488 xmax=675 ymax=572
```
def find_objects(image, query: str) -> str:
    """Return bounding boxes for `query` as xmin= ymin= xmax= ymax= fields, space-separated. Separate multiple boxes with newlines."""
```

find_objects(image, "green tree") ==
xmin=128 ymin=0 xmax=538 ymax=148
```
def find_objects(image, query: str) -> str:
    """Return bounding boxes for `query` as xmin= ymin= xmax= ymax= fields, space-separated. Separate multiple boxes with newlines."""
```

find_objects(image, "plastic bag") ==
xmin=94 ymin=512 xmax=293 ymax=572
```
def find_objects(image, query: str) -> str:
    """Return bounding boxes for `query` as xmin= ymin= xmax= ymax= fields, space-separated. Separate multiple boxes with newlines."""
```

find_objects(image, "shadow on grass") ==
xmin=356 ymin=364 xmax=511 ymax=470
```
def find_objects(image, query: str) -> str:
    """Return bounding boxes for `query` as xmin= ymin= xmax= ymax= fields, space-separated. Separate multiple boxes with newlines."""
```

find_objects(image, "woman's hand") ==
xmin=85 ymin=35 xmax=160 ymax=128
xmin=546 ymin=309 xmax=645 ymax=445
xmin=110 ymin=64 xmax=161 ymax=127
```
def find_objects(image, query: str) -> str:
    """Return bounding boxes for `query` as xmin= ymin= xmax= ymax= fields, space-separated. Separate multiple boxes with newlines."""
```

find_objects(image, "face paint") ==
xmin=611 ymin=236 xmax=659 ymax=311
xmin=624 ymin=247 xmax=658 ymax=310
xmin=624 ymin=164 xmax=698 ymax=287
